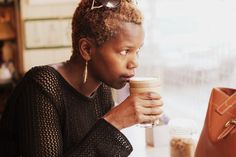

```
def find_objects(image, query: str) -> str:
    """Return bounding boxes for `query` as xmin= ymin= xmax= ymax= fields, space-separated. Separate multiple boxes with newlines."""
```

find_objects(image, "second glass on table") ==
xmin=129 ymin=77 xmax=162 ymax=128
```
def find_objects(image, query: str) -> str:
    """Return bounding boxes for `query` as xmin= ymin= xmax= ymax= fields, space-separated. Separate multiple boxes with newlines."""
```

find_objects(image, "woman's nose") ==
xmin=127 ymin=56 xmax=139 ymax=69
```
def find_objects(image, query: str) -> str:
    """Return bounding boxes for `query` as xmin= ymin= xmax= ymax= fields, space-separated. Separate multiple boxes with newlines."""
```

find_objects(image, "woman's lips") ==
xmin=122 ymin=75 xmax=135 ymax=82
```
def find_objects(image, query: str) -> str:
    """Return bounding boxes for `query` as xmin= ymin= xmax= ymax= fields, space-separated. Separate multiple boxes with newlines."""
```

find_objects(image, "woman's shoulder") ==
xmin=7 ymin=66 xmax=63 ymax=105
xmin=25 ymin=65 xmax=59 ymax=80
xmin=26 ymin=65 xmax=55 ymax=76
xmin=23 ymin=65 xmax=62 ymax=88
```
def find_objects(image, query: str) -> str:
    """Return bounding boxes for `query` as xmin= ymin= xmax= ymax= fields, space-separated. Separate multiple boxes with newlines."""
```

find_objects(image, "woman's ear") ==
xmin=78 ymin=38 xmax=95 ymax=61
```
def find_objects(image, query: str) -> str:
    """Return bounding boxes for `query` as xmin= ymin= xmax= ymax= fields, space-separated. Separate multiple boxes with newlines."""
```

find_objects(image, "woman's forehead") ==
xmin=109 ymin=22 xmax=144 ymax=46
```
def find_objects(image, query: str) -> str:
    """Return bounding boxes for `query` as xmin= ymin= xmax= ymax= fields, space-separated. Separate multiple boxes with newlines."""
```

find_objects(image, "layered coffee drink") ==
xmin=129 ymin=77 xmax=161 ymax=128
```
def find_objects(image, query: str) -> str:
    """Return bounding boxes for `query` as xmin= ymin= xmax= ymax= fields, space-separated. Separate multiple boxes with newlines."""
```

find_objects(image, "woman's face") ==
xmin=89 ymin=22 xmax=145 ymax=89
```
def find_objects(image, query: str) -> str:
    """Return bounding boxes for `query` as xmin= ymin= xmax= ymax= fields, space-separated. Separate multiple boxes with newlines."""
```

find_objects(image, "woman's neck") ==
xmin=54 ymin=57 xmax=101 ymax=97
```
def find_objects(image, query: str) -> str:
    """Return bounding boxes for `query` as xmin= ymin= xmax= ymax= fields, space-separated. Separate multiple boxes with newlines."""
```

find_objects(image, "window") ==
xmin=116 ymin=0 xmax=236 ymax=129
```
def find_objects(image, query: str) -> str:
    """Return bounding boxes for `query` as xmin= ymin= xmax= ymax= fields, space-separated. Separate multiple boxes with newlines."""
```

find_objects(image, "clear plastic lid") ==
xmin=129 ymin=77 xmax=160 ymax=88
xmin=168 ymin=118 xmax=198 ymax=138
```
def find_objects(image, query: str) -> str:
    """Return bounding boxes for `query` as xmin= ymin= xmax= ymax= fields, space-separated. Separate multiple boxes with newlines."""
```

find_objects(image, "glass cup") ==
xmin=129 ymin=77 xmax=162 ymax=128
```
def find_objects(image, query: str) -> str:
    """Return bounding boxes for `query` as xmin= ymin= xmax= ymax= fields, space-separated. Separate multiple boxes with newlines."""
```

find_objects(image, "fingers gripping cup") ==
xmin=129 ymin=77 xmax=162 ymax=128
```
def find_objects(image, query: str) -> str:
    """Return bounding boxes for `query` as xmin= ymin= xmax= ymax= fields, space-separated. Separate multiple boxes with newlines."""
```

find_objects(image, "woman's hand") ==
xmin=103 ymin=92 xmax=163 ymax=130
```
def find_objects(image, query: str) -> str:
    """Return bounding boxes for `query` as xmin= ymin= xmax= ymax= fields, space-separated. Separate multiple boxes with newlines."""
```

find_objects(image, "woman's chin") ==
xmin=108 ymin=82 xmax=127 ymax=90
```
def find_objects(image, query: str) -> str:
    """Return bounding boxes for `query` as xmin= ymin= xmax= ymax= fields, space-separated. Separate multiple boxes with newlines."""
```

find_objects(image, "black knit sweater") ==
xmin=0 ymin=66 xmax=132 ymax=157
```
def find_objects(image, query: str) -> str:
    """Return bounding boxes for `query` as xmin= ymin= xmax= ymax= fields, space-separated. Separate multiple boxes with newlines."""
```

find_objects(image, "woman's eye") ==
xmin=120 ymin=50 xmax=128 ymax=56
xmin=136 ymin=49 xmax=140 ymax=55
xmin=136 ymin=49 xmax=140 ymax=57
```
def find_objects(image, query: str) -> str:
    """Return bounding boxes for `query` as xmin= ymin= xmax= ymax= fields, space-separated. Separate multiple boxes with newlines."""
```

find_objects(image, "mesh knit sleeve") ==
xmin=16 ymin=67 xmax=132 ymax=157
xmin=17 ymin=76 xmax=63 ymax=157
xmin=66 ymin=118 xmax=133 ymax=157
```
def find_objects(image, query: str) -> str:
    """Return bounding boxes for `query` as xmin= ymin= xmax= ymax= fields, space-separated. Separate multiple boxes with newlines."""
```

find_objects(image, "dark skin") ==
xmin=52 ymin=22 xmax=163 ymax=130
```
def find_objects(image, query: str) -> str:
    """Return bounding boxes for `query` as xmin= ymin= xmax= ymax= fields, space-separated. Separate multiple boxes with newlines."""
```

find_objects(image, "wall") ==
xmin=20 ymin=0 xmax=79 ymax=71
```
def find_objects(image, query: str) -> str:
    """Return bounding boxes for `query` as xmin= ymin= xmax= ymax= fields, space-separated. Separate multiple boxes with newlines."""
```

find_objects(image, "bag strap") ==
xmin=216 ymin=91 xmax=236 ymax=115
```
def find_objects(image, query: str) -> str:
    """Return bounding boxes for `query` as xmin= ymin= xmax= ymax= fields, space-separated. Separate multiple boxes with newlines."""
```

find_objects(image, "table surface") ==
xmin=130 ymin=146 xmax=170 ymax=157
xmin=122 ymin=126 xmax=170 ymax=157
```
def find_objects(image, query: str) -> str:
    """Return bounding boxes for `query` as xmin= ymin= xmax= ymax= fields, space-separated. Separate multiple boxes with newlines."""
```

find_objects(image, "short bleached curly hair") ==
xmin=72 ymin=0 xmax=143 ymax=55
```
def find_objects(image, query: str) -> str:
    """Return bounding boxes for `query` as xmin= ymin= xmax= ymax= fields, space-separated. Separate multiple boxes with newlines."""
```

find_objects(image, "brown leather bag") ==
xmin=195 ymin=88 xmax=236 ymax=157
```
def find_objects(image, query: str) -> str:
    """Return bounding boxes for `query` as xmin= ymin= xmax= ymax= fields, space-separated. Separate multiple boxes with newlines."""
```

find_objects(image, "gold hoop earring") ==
xmin=83 ymin=61 xmax=88 ymax=83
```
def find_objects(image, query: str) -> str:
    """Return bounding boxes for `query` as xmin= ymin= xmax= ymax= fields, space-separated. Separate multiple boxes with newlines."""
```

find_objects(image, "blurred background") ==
xmin=137 ymin=0 xmax=236 ymax=126
xmin=116 ymin=0 xmax=236 ymax=156
xmin=114 ymin=0 xmax=236 ymax=129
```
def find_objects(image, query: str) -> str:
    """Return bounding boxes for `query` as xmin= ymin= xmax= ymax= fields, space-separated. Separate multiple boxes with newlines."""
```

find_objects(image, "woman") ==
xmin=0 ymin=0 xmax=163 ymax=156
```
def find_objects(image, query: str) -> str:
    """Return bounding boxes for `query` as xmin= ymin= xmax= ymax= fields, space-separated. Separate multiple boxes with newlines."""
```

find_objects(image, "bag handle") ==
xmin=216 ymin=91 xmax=236 ymax=115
